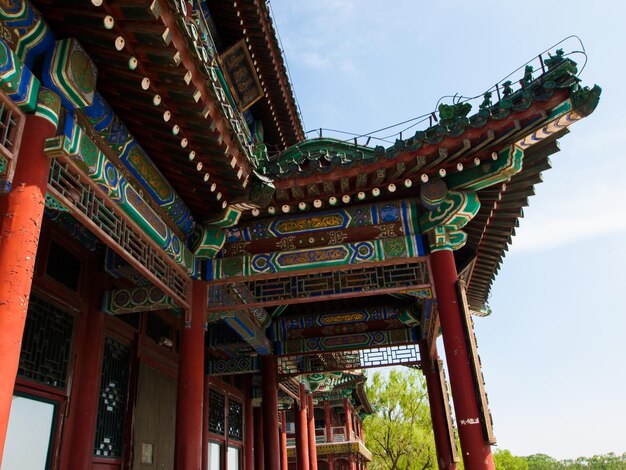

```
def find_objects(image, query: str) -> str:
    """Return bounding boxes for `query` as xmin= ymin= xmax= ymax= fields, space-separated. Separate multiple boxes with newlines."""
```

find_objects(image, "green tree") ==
xmin=565 ymin=452 xmax=626 ymax=469
xmin=494 ymin=449 xmax=528 ymax=470
xmin=526 ymin=453 xmax=560 ymax=470
xmin=363 ymin=368 xmax=436 ymax=470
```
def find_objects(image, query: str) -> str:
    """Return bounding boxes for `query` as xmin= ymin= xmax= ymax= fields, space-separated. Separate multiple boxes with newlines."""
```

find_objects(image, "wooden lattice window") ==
xmin=18 ymin=293 xmax=75 ymax=389
xmin=0 ymin=89 xmax=25 ymax=193
xmin=227 ymin=399 xmax=243 ymax=441
xmin=208 ymin=388 xmax=226 ymax=436
xmin=94 ymin=337 xmax=131 ymax=458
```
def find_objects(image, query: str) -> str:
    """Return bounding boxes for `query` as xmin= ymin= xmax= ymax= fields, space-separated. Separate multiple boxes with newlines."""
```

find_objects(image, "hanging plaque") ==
xmin=218 ymin=39 xmax=264 ymax=112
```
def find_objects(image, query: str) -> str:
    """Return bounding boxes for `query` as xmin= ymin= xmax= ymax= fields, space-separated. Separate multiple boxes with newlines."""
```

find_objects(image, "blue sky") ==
xmin=269 ymin=0 xmax=626 ymax=460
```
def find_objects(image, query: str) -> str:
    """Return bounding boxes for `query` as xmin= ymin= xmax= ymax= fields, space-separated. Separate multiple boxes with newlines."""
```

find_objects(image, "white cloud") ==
xmin=508 ymin=181 xmax=626 ymax=254
xmin=300 ymin=51 xmax=331 ymax=69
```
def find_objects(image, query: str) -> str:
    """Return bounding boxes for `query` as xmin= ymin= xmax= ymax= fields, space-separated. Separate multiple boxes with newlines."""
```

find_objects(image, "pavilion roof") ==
xmin=253 ymin=55 xmax=601 ymax=312
xmin=34 ymin=0 xmax=304 ymax=221
xmin=257 ymin=57 xmax=589 ymax=212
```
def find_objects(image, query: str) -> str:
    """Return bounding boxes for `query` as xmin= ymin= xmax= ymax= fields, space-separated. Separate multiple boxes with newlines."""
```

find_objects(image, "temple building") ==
xmin=0 ymin=1 xmax=600 ymax=469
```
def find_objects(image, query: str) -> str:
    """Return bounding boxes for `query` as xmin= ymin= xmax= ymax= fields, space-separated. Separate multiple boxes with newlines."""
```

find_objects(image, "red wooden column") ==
xmin=295 ymin=384 xmax=310 ymax=470
xmin=324 ymin=400 xmax=332 ymax=442
xmin=280 ymin=411 xmax=288 ymax=470
xmin=419 ymin=341 xmax=458 ymax=470
xmin=307 ymin=394 xmax=318 ymax=470
xmin=344 ymin=399 xmax=356 ymax=470
xmin=348 ymin=454 xmax=356 ymax=470
xmin=261 ymin=355 xmax=280 ymax=470
xmin=343 ymin=398 xmax=353 ymax=440
xmin=59 ymin=256 xmax=106 ymax=470
xmin=253 ymin=407 xmax=264 ymax=470
xmin=174 ymin=281 xmax=207 ymax=470
xmin=431 ymin=249 xmax=494 ymax=469
xmin=244 ymin=381 xmax=254 ymax=470
xmin=0 ymin=113 xmax=56 ymax=464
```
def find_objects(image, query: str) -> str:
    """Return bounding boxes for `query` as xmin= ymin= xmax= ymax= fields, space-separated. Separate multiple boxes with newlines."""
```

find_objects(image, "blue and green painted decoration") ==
xmin=270 ymin=305 xmax=420 ymax=341
xmin=44 ymin=111 xmax=198 ymax=277
xmin=208 ymin=309 xmax=271 ymax=355
xmin=83 ymin=91 xmax=196 ymax=235
xmin=0 ymin=0 xmax=55 ymax=68
xmin=42 ymin=38 xmax=97 ymax=109
xmin=275 ymin=328 xmax=419 ymax=355
xmin=0 ymin=37 xmax=40 ymax=112
xmin=208 ymin=199 xmax=424 ymax=280
xmin=102 ymin=286 xmax=181 ymax=316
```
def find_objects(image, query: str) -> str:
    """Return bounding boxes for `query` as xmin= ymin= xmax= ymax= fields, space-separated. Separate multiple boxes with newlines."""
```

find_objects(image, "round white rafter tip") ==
xmin=103 ymin=15 xmax=114 ymax=30
xmin=114 ymin=36 xmax=125 ymax=51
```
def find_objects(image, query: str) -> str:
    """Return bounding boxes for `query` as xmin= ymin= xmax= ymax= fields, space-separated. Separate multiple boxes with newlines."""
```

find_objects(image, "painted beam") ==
xmin=222 ymin=198 xmax=420 ymax=249
xmin=206 ymin=356 xmax=259 ymax=376
xmin=206 ymin=260 xmax=432 ymax=313
xmin=44 ymin=111 xmax=198 ymax=277
xmin=218 ymin=310 xmax=272 ymax=355
xmin=83 ymin=91 xmax=196 ymax=235
xmin=0 ymin=37 xmax=40 ymax=112
xmin=209 ymin=234 xmax=424 ymax=281
xmin=101 ymin=286 xmax=181 ymax=315
xmin=270 ymin=305 xmax=420 ymax=341
xmin=210 ymin=199 xmax=427 ymax=281
xmin=0 ymin=0 xmax=55 ymax=68
xmin=275 ymin=328 xmax=419 ymax=355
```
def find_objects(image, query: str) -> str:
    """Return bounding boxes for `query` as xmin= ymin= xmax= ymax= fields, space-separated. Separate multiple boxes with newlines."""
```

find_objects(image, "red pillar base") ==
xmin=431 ymin=249 xmax=494 ymax=469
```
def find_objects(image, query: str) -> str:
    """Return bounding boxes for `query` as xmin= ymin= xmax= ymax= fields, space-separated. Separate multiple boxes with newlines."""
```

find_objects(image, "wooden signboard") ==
xmin=457 ymin=279 xmax=497 ymax=444
xmin=436 ymin=359 xmax=461 ymax=462
xmin=218 ymin=39 xmax=264 ymax=112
